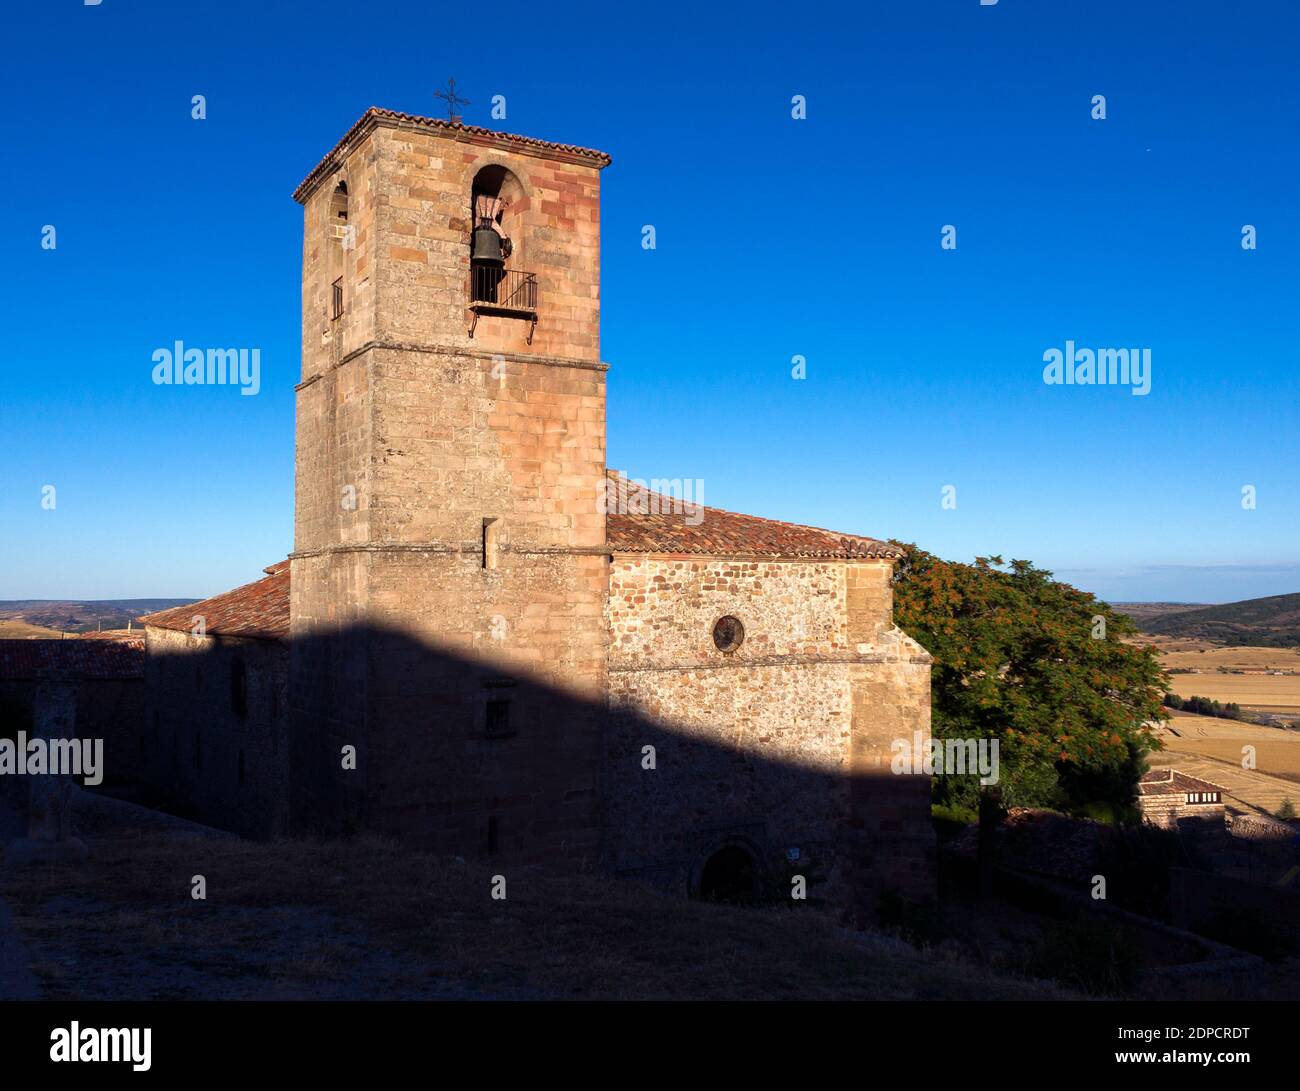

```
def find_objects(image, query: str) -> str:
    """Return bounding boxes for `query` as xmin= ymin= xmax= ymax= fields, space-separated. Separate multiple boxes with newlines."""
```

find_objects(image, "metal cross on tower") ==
xmin=433 ymin=78 xmax=470 ymax=124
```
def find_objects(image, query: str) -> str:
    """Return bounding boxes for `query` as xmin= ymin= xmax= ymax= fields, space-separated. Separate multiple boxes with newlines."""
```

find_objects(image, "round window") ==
xmin=712 ymin=615 xmax=744 ymax=653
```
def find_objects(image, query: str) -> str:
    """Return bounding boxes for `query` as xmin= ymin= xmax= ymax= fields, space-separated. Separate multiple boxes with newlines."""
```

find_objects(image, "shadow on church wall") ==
xmin=30 ymin=625 xmax=935 ymax=918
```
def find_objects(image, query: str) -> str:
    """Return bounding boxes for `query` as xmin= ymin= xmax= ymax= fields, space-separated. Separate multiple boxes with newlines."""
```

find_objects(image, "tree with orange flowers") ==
xmin=891 ymin=544 xmax=1167 ymax=820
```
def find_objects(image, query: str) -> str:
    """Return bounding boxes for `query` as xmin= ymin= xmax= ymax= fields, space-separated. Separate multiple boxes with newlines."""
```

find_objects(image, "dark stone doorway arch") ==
xmin=697 ymin=843 xmax=762 ymax=905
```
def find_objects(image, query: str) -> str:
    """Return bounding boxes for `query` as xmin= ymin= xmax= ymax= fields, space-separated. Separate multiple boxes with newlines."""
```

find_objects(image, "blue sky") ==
xmin=1 ymin=0 xmax=1297 ymax=603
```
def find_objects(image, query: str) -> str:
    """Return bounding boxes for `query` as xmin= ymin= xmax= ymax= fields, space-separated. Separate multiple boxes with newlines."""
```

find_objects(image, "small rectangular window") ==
xmin=486 ymin=698 xmax=512 ymax=738
xmin=331 ymin=277 xmax=344 ymax=320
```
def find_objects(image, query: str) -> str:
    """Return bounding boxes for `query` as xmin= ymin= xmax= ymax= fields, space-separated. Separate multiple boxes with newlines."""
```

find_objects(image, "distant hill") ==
xmin=0 ymin=618 xmax=67 ymax=639
xmin=1122 ymin=592 xmax=1300 ymax=647
xmin=1111 ymin=602 xmax=1207 ymax=627
xmin=0 ymin=599 xmax=197 ymax=635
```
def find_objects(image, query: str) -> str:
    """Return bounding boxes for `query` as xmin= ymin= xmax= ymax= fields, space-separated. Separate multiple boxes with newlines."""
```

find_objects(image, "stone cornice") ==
xmin=291 ymin=542 xmax=609 ymax=560
xmin=293 ymin=107 xmax=611 ymax=204
xmin=295 ymin=340 xmax=608 ymax=391
xmin=610 ymin=551 xmax=896 ymax=565
xmin=609 ymin=651 xmax=932 ymax=673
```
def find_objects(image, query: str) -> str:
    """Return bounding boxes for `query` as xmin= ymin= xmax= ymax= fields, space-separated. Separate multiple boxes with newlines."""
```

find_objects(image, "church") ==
xmin=138 ymin=107 xmax=935 ymax=915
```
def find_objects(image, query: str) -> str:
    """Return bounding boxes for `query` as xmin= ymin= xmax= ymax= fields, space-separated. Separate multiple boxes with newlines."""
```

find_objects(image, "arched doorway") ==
xmin=697 ymin=844 xmax=762 ymax=905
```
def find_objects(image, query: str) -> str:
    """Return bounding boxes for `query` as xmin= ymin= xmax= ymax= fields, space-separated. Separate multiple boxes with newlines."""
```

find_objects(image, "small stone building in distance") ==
xmin=1138 ymin=769 xmax=1227 ymax=830
xmin=139 ymin=108 xmax=935 ymax=916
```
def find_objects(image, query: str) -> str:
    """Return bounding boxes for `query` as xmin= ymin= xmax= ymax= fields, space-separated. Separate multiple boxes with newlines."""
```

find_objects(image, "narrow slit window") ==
xmin=331 ymin=277 xmax=344 ymax=320
xmin=486 ymin=698 xmax=512 ymax=738
xmin=230 ymin=657 xmax=248 ymax=719
xmin=482 ymin=517 xmax=500 ymax=570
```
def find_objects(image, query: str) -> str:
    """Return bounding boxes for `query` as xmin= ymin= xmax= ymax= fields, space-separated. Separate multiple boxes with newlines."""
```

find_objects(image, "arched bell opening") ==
xmin=327 ymin=179 xmax=349 ymax=321
xmin=469 ymin=165 xmax=529 ymax=306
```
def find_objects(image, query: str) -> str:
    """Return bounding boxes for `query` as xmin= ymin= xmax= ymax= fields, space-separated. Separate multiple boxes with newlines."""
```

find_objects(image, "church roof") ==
xmin=138 ymin=482 xmax=894 ymax=642
xmin=604 ymin=472 xmax=899 ymax=559
xmin=138 ymin=561 xmax=290 ymax=642
xmin=293 ymin=107 xmax=612 ymax=203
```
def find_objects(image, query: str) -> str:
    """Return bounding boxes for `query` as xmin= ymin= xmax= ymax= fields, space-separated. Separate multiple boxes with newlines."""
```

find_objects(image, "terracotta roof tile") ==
xmin=139 ymin=562 xmax=290 ymax=641
xmin=0 ymin=639 xmax=144 ymax=680
xmin=1139 ymin=769 xmax=1228 ymax=796
xmin=604 ymin=472 xmax=899 ymax=559
xmin=136 ymin=480 xmax=891 ymax=642
xmin=293 ymin=107 xmax=612 ymax=203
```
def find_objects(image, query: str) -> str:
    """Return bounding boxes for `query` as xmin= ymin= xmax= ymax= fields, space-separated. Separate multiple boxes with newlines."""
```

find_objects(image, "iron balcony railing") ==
xmin=470 ymin=266 xmax=538 ymax=311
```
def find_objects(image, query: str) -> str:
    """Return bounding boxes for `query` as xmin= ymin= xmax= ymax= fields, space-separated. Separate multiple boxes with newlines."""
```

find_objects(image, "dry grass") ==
xmin=0 ymin=619 xmax=66 ymax=638
xmin=1151 ymin=638 xmax=1300 ymax=673
xmin=1161 ymin=714 xmax=1300 ymax=778
xmin=0 ymin=831 xmax=1072 ymax=1001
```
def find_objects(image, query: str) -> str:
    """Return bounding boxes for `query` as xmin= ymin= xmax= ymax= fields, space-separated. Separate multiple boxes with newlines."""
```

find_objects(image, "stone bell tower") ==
xmin=288 ymin=108 xmax=612 ymax=860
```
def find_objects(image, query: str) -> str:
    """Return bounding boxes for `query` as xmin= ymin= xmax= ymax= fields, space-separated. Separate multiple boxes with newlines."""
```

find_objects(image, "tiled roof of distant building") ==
xmin=0 ymin=639 xmax=145 ymax=680
xmin=1138 ymin=769 xmax=1228 ymax=796
xmin=604 ymin=471 xmax=900 ymax=559
xmin=138 ymin=561 xmax=290 ymax=641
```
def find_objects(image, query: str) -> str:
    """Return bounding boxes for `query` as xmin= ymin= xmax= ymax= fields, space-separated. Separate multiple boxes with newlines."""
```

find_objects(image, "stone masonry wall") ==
xmin=290 ymin=120 xmax=609 ymax=861
xmin=606 ymin=556 xmax=934 ymax=909
xmin=141 ymin=626 xmax=288 ymax=839
xmin=1139 ymin=793 xmax=1227 ymax=829
xmin=368 ymin=125 xmax=602 ymax=362
xmin=0 ymin=677 xmax=142 ymax=791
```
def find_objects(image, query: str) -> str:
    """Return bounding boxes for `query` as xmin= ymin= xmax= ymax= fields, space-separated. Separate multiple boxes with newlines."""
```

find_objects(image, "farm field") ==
xmin=1141 ymin=633 xmax=1300 ymax=673
xmin=1165 ymin=673 xmax=1300 ymax=714
xmin=1152 ymin=713 xmax=1300 ymax=816
xmin=1132 ymin=635 xmax=1300 ymax=716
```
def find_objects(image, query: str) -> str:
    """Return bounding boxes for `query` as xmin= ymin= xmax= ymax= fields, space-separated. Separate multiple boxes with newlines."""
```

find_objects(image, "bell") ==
xmin=471 ymin=226 xmax=504 ymax=266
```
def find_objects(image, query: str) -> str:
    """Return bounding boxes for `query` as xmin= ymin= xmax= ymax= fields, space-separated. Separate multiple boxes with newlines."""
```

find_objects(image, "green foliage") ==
xmin=1078 ymin=801 xmax=1120 ymax=825
xmin=1167 ymin=693 xmax=1244 ymax=720
xmin=931 ymin=802 xmax=978 ymax=827
xmin=891 ymin=544 xmax=1168 ymax=814
xmin=1277 ymin=798 xmax=1297 ymax=821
